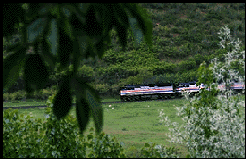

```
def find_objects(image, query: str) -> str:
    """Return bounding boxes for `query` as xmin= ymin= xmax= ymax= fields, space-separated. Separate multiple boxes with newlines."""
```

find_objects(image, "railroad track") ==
xmin=3 ymin=98 xmax=177 ymax=110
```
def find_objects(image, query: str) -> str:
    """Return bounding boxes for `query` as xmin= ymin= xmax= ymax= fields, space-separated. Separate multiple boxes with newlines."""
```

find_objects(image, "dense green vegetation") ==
xmin=4 ymin=98 xmax=188 ymax=157
xmin=4 ymin=94 xmax=186 ymax=158
xmin=3 ymin=3 xmax=245 ymax=97
xmin=3 ymin=4 xmax=245 ymax=158
xmin=4 ymin=94 xmax=245 ymax=157
xmin=3 ymin=97 xmax=120 ymax=107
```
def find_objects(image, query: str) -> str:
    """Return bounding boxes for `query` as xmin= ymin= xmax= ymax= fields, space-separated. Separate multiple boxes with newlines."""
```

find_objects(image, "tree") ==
xmin=3 ymin=3 xmax=152 ymax=135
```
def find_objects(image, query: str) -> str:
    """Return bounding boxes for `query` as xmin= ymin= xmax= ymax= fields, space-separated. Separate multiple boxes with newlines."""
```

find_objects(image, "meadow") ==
xmin=3 ymin=96 xmax=121 ymax=107
xmin=3 ymin=94 xmax=245 ymax=157
xmin=3 ymin=98 xmax=190 ymax=157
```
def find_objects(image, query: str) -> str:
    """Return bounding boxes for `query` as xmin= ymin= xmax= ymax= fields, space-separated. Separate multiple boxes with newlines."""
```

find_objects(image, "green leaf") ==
xmin=26 ymin=18 xmax=47 ymax=43
xmin=41 ymin=38 xmax=57 ymax=71
xmin=89 ymin=127 xmax=94 ymax=131
xmin=85 ymin=4 xmax=103 ymax=37
xmin=113 ymin=4 xmax=130 ymax=29
xmin=52 ymin=76 xmax=73 ymax=120
xmin=5 ymin=40 xmax=23 ymax=53
xmin=69 ymin=12 xmax=86 ymax=34
xmin=68 ymin=4 xmax=86 ymax=20
xmin=144 ymin=143 xmax=150 ymax=147
xmin=24 ymin=54 xmax=50 ymax=94
xmin=57 ymin=14 xmax=74 ymax=70
xmin=74 ymin=78 xmax=103 ymax=135
xmin=47 ymin=18 xmax=58 ymax=56
xmin=3 ymin=46 xmax=26 ymax=92
xmin=115 ymin=23 xmax=128 ymax=51
xmin=87 ymin=134 xmax=94 ymax=140
xmin=123 ymin=3 xmax=152 ymax=48
xmin=76 ymin=96 xmax=91 ymax=134
xmin=95 ymin=36 xmax=105 ymax=59
xmin=86 ymin=38 xmax=96 ymax=59
xmin=76 ymin=34 xmax=87 ymax=60
xmin=41 ymin=13 xmax=58 ymax=59
xmin=3 ymin=3 xmax=25 ymax=37
xmin=26 ymin=4 xmax=45 ymax=20
xmin=101 ymin=4 xmax=115 ymax=34
xmin=112 ymin=5 xmax=128 ymax=51
xmin=137 ymin=6 xmax=153 ymax=49
xmin=64 ymin=17 xmax=74 ymax=41
xmin=129 ymin=18 xmax=143 ymax=47
xmin=85 ymin=88 xmax=103 ymax=135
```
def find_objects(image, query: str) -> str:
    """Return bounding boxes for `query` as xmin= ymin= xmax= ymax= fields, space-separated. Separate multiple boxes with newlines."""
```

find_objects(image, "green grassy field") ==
xmin=3 ymin=98 xmax=189 ymax=157
xmin=3 ymin=94 xmax=244 ymax=157
xmin=3 ymin=97 xmax=121 ymax=107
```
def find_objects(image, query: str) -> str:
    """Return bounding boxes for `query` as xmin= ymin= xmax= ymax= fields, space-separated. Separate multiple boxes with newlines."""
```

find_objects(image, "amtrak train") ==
xmin=119 ymin=81 xmax=245 ymax=102
xmin=120 ymin=83 xmax=176 ymax=102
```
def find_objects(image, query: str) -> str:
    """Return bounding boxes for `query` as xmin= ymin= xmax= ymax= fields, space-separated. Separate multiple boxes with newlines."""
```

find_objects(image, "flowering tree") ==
xmin=158 ymin=25 xmax=245 ymax=158
xmin=211 ymin=25 xmax=245 ymax=96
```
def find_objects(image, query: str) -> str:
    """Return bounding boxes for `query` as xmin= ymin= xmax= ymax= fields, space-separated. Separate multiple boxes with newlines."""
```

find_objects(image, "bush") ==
xmin=3 ymin=86 xmax=60 ymax=102
xmin=3 ymin=92 xmax=22 ymax=102
xmin=42 ymin=89 xmax=51 ymax=101
xmin=157 ymin=25 xmax=245 ymax=158
xmin=95 ymin=83 xmax=110 ymax=94
xmin=111 ymin=84 xmax=121 ymax=97
xmin=16 ymin=90 xmax=26 ymax=101
xmin=3 ymin=93 xmax=181 ymax=158
xmin=178 ymin=59 xmax=196 ymax=72
xmin=140 ymin=143 xmax=179 ymax=158
xmin=33 ymin=89 xmax=44 ymax=100
xmin=8 ymin=92 xmax=18 ymax=102
xmin=3 ymin=94 xmax=127 ymax=158
xmin=3 ymin=93 xmax=9 ymax=102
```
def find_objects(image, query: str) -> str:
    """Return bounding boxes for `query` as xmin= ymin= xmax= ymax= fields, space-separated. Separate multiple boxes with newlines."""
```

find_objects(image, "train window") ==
xmin=140 ymin=85 xmax=149 ymax=88
xmin=148 ymin=84 xmax=155 ymax=87
xmin=179 ymin=83 xmax=188 ymax=87
xmin=157 ymin=83 xmax=172 ymax=87
xmin=126 ymin=86 xmax=135 ymax=90
xmin=189 ymin=82 xmax=196 ymax=85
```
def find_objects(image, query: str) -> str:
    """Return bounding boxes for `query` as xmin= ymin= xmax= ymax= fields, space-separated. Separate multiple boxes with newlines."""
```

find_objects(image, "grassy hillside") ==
xmin=3 ymin=3 xmax=245 ymax=96
xmin=89 ymin=3 xmax=245 ymax=95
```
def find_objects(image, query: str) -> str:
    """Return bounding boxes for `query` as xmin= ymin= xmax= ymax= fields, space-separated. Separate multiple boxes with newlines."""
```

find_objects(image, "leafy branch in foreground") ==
xmin=3 ymin=3 xmax=152 ymax=135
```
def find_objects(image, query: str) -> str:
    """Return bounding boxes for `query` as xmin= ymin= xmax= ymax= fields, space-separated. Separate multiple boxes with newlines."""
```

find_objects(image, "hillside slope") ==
xmin=3 ymin=3 xmax=245 ymax=96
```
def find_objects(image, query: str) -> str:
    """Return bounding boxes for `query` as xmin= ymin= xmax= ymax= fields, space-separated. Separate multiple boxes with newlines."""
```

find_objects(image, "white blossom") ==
xmin=157 ymin=25 xmax=245 ymax=158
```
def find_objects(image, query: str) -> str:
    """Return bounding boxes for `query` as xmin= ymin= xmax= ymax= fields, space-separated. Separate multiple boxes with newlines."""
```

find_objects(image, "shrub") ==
xmin=8 ymin=92 xmax=18 ymax=102
xmin=157 ymin=25 xmax=245 ymax=158
xmin=95 ymin=83 xmax=110 ymax=94
xmin=3 ymin=109 xmax=48 ymax=158
xmin=16 ymin=90 xmax=26 ymax=101
xmin=4 ymin=90 xmax=30 ymax=102
xmin=33 ymin=89 xmax=44 ymax=100
xmin=111 ymin=84 xmax=121 ymax=97
xmin=3 ymin=93 xmax=9 ymax=102
xmin=140 ymin=142 xmax=179 ymax=158
xmin=3 ymin=93 xmax=127 ymax=158
xmin=43 ymin=94 xmax=127 ymax=158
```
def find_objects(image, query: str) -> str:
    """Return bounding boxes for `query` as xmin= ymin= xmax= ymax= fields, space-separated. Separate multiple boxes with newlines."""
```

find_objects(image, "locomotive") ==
xmin=119 ymin=81 xmax=245 ymax=102
xmin=120 ymin=83 xmax=176 ymax=102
